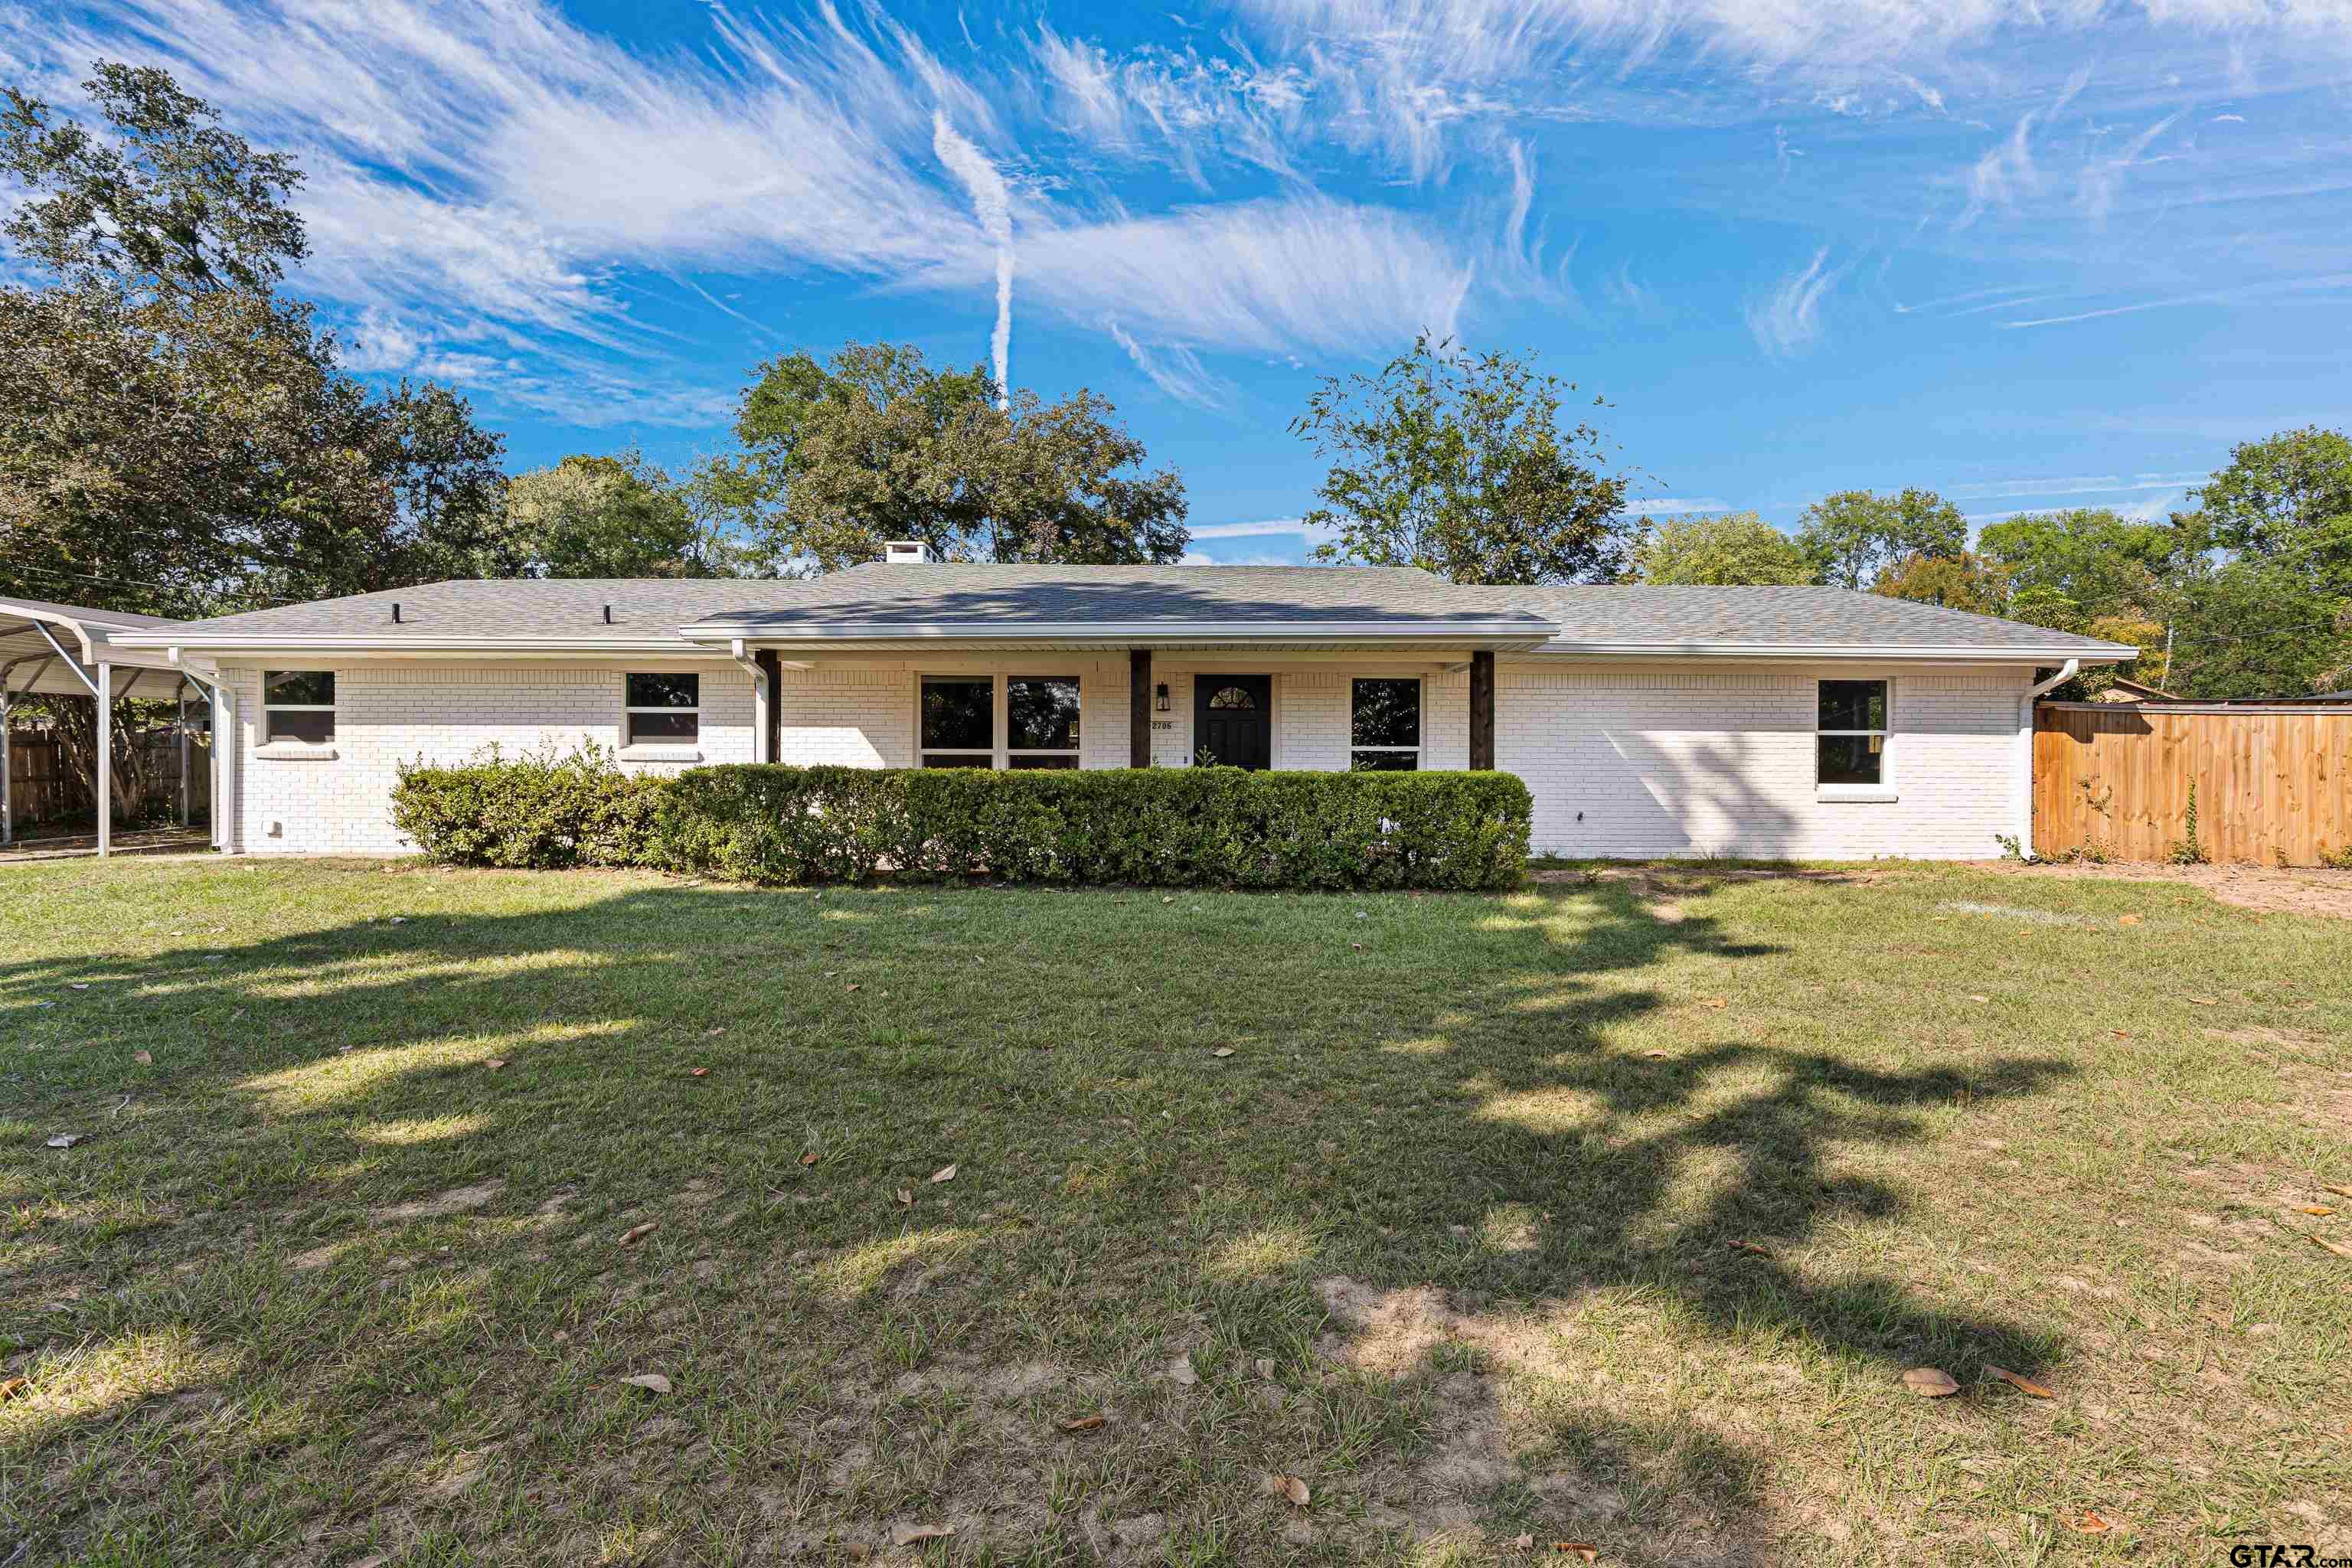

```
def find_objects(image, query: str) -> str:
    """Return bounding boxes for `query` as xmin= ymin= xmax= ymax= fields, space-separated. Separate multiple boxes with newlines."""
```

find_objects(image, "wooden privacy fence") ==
xmin=2034 ymin=703 xmax=2352 ymax=866
xmin=6 ymin=724 xmax=210 ymax=831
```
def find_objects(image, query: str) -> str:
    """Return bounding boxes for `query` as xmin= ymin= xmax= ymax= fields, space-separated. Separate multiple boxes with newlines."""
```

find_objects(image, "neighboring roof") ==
xmin=1 ymin=596 xmax=190 ymax=697
xmin=109 ymin=567 xmax=2141 ymax=662
xmin=1506 ymin=583 xmax=2138 ymax=658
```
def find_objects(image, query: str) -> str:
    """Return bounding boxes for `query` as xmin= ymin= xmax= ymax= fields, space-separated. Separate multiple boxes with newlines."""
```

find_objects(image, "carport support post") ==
xmin=1 ymin=682 xmax=11 ymax=846
xmin=1129 ymin=648 xmax=1152 ymax=768
xmin=96 ymin=661 xmax=111 ymax=858
xmin=1469 ymin=651 xmax=1494 ymax=769
xmin=178 ymin=681 xmax=191 ymax=827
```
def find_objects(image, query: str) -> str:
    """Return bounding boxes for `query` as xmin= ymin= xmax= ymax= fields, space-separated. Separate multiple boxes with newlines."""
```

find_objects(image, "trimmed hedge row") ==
xmin=390 ymin=745 xmax=671 ymax=870
xmin=653 ymin=764 xmax=1530 ymax=890
xmin=391 ymin=755 xmax=1531 ymax=889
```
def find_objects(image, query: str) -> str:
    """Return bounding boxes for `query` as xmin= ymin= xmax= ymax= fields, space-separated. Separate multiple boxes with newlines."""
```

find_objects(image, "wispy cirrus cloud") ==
xmin=1744 ymin=248 xmax=1844 ymax=357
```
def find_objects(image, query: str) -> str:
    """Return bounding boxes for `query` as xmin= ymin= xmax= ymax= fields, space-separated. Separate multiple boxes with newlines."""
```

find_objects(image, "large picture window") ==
xmin=923 ymin=675 xmax=1082 ymax=768
xmin=1817 ymin=679 xmax=1890 ymax=787
xmin=1351 ymin=678 xmax=1421 ymax=771
xmin=263 ymin=671 xmax=336 ymax=744
xmin=626 ymin=672 xmax=700 ymax=744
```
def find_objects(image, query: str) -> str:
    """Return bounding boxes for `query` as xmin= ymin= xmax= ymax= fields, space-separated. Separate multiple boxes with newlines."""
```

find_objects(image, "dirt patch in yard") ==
xmin=1965 ymin=858 xmax=2352 ymax=918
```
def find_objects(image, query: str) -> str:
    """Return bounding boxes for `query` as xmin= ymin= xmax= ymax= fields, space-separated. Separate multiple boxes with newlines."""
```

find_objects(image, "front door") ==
xmin=1194 ymin=675 xmax=1271 ymax=769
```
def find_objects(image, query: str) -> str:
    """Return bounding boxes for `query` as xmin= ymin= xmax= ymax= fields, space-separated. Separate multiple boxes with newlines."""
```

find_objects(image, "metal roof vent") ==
xmin=884 ymin=540 xmax=934 ymax=564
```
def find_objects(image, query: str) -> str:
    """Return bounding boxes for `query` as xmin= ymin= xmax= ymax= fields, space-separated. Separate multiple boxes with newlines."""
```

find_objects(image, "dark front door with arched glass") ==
xmin=1194 ymin=675 xmax=1271 ymax=769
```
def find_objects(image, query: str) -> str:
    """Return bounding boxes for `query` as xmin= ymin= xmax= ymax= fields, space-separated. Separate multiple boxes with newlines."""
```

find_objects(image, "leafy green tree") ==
xmin=1794 ymin=488 xmax=1967 ymax=590
xmin=1977 ymin=508 xmax=2175 ymax=616
xmin=2180 ymin=426 xmax=2352 ymax=566
xmin=1631 ymin=512 xmax=1812 ymax=586
xmin=1289 ymin=335 xmax=1636 ymax=584
xmin=0 ymin=61 xmax=507 ymax=619
xmin=2 ymin=61 xmax=308 ymax=299
xmin=722 ymin=341 xmax=1187 ymax=573
xmin=1871 ymin=551 xmax=2011 ymax=615
xmin=2166 ymin=558 xmax=2349 ymax=699
xmin=502 ymin=449 xmax=742 ymax=578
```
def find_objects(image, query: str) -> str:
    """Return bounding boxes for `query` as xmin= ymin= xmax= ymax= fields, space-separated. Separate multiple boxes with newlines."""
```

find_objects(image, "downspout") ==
xmin=730 ymin=639 xmax=770 ymax=764
xmin=2013 ymin=658 xmax=2079 ymax=861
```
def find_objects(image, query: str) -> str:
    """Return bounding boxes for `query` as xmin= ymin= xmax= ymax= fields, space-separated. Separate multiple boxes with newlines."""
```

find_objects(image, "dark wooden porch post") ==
xmin=1469 ymin=651 xmax=1495 ymax=769
xmin=755 ymin=649 xmax=782 ymax=764
xmin=1129 ymin=648 xmax=1153 ymax=767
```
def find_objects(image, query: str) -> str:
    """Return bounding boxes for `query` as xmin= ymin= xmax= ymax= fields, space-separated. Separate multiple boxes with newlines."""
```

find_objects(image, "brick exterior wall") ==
xmin=1495 ymin=663 xmax=2029 ymax=860
xmin=223 ymin=662 xmax=753 ymax=854
xmin=220 ymin=655 xmax=2030 ymax=861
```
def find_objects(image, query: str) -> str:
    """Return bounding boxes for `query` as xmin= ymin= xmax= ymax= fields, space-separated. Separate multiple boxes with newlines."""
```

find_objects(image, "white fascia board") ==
xmin=1524 ymin=640 xmax=2139 ymax=662
xmin=107 ymin=635 xmax=714 ymax=658
xmin=678 ymin=619 xmax=1558 ymax=645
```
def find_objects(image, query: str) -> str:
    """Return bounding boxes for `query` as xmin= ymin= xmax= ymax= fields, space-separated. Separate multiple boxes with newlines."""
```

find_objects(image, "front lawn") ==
xmin=2 ymin=858 xmax=2347 ymax=1566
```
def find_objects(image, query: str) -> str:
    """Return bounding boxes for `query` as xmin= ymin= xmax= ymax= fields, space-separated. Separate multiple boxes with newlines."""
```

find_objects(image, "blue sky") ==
xmin=8 ymin=0 xmax=2350 ymax=564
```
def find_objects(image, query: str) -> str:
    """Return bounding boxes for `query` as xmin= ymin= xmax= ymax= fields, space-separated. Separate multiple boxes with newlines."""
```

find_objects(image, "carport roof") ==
xmin=1 ymin=597 xmax=192 ymax=699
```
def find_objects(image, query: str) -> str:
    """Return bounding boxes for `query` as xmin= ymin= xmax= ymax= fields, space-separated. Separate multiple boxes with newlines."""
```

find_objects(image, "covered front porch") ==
xmin=743 ymin=647 xmax=1504 ymax=774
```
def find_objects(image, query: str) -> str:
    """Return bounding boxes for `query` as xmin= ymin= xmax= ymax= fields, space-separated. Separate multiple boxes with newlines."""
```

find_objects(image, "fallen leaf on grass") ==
xmin=617 ymin=1222 xmax=659 ymax=1246
xmin=1511 ymin=1536 xmax=1534 ymax=1552
xmin=1901 ymin=1367 xmax=1960 ymax=1397
xmin=930 ymin=1164 xmax=957 ymax=1184
xmin=2308 ymin=1233 xmax=2352 ymax=1259
xmin=1282 ymin=1475 xmax=1311 ymax=1507
xmin=1985 ymin=1364 xmax=2055 ymax=1398
xmin=1966 ymin=995 xmax=1990 ymax=1004
xmin=2185 ymin=995 xmax=2219 ymax=1006
xmin=689 ymin=1067 xmax=709 ymax=1078
xmin=1696 ymin=997 xmax=1730 ymax=1009
xmin=1254 ymin=1357 xmax=1276 ymax=1380
xmin=1211 ymin=1047 xmax=1235 ymax=1058
xmin=2118 ymin=913 xmax=2142 ymax=926
xmin=2298 ymin=1204 xmax=2336 ymax=1217
xmin=44 ymin=1134 xmax=85 ymax=1150
xmin=483 ymin=1058 xmax=506 ymax=1071
xmin=619 ymin=1373 xmax=671 ymax=1393
xmin=1059 ymin=1413 xmax=1106 ymax=1431
xmin=2323 ymin=1184 xmax=2352 ymax=1197
xmin=891 ymin=1523 xmax=955 ymax=1547
xmin=2061 ymin=1511 xmax=2114 ymax=1534
xmin=799 ymin=1151 xmax=818 ymax=1167
xmin=1556 ymin=1547 xmax=1599 ymax=1562
xmin=704 ymin=1026 xmax=725 ymax=1037
xmin=1167 ymin=1353 xmax=1197 ymax=1387
xmin=2110 ymin=1031 xmax=2132 ymax=1040
xmin=132 ymin=1050 xmax=152 ymax=1065
xmin=894 ymin=1189 xmax=913 ymax=1207
xmin=1726 ymin=1239 xmax=1771 ymax=1256
xmin=0 ymin=1377 xmax=27 ymax=1400
xmin=844 ymin=983 xmax=861 ymax=993
xmin=1642 ymin=1050 xmax=1669 ymax=1060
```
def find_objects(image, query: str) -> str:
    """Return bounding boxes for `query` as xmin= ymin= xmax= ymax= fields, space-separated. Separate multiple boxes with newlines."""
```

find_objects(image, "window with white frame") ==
xmin=626 ymin=672 xmax=700 ymax=744
xmin=1350 ymin=678 xmax=1421 ymax=771
xmin=1816 ymin=679 xmax=1890 ymax=787
xmin=263 ymin=671 xmax=335 ymax=743
xmin=921 ymin=675 xmax=1082 ymax=768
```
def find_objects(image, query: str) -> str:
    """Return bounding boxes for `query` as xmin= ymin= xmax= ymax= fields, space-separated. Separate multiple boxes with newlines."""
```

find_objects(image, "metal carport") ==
xmin=0 ymin=597 xmax=212 ymax=857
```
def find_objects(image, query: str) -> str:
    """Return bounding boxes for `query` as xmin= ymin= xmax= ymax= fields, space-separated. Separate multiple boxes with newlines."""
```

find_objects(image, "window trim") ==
xmin=261 ymin=670 xmax=337 ymax=748
xmin=918 ymin=672 xmax=1084 ymax=769
xmin=623 ymin=671 xmax=702 ymax=752
xmin=1349 ymin=675 xmax=1423 ymax=772
xmin=1815 ymin=677 xmax=1896 ymax=801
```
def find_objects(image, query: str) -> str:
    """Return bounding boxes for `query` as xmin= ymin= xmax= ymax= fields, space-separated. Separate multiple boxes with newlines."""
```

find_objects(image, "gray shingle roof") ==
xmin=114 ymin=566 xmax=2136 ymax=656
xmin=1508 ymin=583 xmax=2133 ymax=652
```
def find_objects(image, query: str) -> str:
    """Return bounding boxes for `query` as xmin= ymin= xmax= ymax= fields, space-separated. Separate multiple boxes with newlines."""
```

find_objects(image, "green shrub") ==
xmin=655 ymin=765 xmax=1530 ymax=890
xmin=390 ymin=743 xmax=674 ymax=869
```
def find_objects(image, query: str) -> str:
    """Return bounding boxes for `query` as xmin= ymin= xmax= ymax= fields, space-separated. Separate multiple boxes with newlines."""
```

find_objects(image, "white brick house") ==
xmin=96 ymin=557 xmax=2136 ymax=861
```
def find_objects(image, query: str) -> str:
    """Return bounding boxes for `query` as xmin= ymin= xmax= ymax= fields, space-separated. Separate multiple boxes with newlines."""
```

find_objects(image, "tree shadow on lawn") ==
xmin=0 ymin=871 xmax=2075 ymax=1563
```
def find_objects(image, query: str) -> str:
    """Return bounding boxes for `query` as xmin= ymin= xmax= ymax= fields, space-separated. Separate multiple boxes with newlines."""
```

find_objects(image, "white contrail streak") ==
xmin=933 ymin=111 xmax=1014 ymax=404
